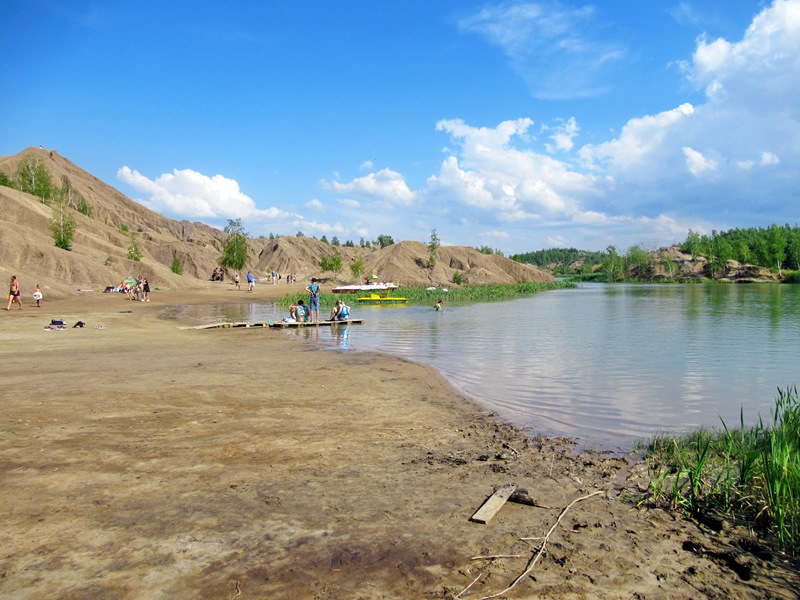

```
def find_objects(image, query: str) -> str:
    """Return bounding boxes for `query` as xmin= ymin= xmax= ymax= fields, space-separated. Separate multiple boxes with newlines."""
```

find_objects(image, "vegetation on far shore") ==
xmin=638 ymin=386 xmax=800 ymax=557
xmin=275 ymin=281 xmax=571 ymax=307
xmin=513 ymin=225 xmax=800 ymax=283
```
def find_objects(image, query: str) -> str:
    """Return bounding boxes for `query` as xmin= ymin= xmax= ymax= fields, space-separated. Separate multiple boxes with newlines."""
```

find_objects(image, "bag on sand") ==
xmin=73 ymin=321 xmax=86 ymax=328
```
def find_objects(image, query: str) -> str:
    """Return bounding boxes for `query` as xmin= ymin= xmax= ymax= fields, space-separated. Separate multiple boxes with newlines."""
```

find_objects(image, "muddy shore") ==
xmin=1 ymin=283 xmax=797 ymax=598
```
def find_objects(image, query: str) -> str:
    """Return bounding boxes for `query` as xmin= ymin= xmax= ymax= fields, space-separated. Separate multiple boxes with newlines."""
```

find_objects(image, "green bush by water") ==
xmin=640 ymin=386 xmax=800 ymax=555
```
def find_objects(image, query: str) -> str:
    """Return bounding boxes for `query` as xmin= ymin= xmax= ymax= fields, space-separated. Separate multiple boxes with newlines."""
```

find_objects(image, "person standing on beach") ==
xmin=6 ymin=275 xmax=22 ymax=310
xmin=33 ymin=284 xmax=43 ymax=307
xmin=246 ymin=271 xmax=254 ymax=292
xmin=234 ymin=271 xmax=241 ymax=290
xmin=306 ymin=277 xmax=320 ymax=323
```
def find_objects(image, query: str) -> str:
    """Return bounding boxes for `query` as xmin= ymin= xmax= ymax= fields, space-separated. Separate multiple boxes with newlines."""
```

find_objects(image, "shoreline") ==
xmin=1 ymin=285 xmax=797 ymax=598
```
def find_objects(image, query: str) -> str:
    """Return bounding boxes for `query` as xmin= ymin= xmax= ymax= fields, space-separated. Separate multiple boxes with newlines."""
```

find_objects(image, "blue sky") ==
xmin=2 ymin=1 xmax=798 ymax=254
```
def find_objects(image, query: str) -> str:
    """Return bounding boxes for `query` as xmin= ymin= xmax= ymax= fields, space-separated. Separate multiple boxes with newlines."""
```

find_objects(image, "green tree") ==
xmin=170 ymin=256 xmax=184 ymax=275
xmin=767 ymin=225 xmax=788 ymax=274
xmin=428 ymin=228 xmax=440 ymax=268
xmin=320 ymin=235 xmax=329 ymax=244
xmin=127 ymin=233 xmax=142 ymax=261
xmin=16 ymin=156 xmax=54 ymax=202
xmin=602 ymin=245 xmax=623 ymax=282
xmin=49 ymin=199 xmax=77 ymax=251
xmin=331 ymin=236 xmax=340 ymax=246
xmin=350 ymin=254 xmax=365 ymax=280
xmin=376 ymin=234 xmax=394 ymax=248
xmin=0 ymin=170 xmax=13 ymax=188
xmin=218 ymin=219 xmax=249 ymax=272
xmin=683 ymin=230 xmax=702 ymax=260
xmin=320 ymin=252 xmax=343 ymax=278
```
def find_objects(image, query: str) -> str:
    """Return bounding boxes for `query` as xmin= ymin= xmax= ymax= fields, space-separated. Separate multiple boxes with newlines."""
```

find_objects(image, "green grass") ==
xmin=639 ymin=386 xmax=800 ymax=555
xmin=276 ymin=281 xmax=572 ymax=306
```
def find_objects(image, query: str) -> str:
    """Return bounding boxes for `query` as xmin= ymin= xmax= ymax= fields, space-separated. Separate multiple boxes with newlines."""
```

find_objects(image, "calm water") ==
xmin=169 ymin=283 xmax=800 ymax=451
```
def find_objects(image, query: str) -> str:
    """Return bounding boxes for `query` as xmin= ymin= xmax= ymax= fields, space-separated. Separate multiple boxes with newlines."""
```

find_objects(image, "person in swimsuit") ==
xmin=6 ymin=275 xmax=22 ymax=310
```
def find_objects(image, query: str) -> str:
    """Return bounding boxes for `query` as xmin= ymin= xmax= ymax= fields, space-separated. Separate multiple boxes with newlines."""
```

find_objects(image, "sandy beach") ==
xmin=1 ymin=282 xmax=797 ymax=599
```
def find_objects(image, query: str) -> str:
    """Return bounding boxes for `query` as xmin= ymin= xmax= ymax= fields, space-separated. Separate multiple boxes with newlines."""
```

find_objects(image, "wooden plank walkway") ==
xmin=183 ymin=319 xmax=363 ymax=330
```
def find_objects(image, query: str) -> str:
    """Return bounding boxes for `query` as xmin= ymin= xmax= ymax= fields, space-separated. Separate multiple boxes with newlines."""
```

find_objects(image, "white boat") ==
xmin=330 ymin=282 xmax=399 ymax=294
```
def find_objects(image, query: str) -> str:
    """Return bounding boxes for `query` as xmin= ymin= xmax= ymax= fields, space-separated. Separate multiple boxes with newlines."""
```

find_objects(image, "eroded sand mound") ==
xmin=0 ymin=147 xmax=552 ymax=298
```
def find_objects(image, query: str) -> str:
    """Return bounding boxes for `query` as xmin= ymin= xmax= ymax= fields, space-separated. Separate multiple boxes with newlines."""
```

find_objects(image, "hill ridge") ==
xmin=0 ymin=148 xmax=552 ymax=298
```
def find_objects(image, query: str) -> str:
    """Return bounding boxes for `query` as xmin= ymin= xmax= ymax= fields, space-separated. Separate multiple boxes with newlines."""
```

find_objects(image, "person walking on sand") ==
xmin=306 ymin=277 xmax=321 ymax=323
xmin=6 ymin=275 xmax=22 ymax=310
xmin=33 ymin=284 xmax=43 ymax=307
xmin=234 ymin=271 xmax=241 ymax=290
xmin=246 ymin=271 xmax=254 ymax=292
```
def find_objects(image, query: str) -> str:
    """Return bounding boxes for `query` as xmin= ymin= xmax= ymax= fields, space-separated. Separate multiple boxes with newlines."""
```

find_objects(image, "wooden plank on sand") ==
xmin=470 ymin=483 xmax=517 ymax=524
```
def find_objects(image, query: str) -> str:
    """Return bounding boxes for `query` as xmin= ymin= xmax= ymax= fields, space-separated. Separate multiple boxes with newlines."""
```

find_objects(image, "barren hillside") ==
xmin=0 ymin=147 xmax=552 ymax=298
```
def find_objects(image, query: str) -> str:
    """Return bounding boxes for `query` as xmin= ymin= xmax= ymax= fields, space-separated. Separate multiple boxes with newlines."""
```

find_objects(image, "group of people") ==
xmin=232 ymin=271 xmax=256 ymax=292
xmin=287 ymin=278 xmax=350 ymax=323
xmin=126 ymin=276 xmax=150 ymax=302
xmin=5 ymin=276 xmax=43 ymax=310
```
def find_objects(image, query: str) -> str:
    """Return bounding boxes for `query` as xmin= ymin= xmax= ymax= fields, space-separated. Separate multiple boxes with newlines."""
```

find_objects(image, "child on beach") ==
xmin=33 ymin=284 xmax=43 ymax=307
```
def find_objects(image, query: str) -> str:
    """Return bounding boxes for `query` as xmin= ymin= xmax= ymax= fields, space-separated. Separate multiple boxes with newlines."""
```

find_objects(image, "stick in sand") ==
xmin=474 ymin=490 xmax=604 ymax=600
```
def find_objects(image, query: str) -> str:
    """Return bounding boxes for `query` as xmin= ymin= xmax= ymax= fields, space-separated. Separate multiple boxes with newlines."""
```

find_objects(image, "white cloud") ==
xmin=546 ymin=117 xmax=580 ymax=152
xmin=580 ymin=103 xmax=696 ymax=171
xmin=760 ymin=151 xmax=780 ymax=165
xmin=686 ymin=0 xmax=800 ymax=103
xmin=480 ymin=230 xmax=510 ymax=239
xmin=458 ymin=2 xmax=627 ymax=99
xmin=323 ymin=168 xmax=416 ymax=205
xmin=306 ymin=198 xmax=324 ymax=211
xmin=117 ymin=166 xmax=293 ymax=222
xmin=291 ymin=219 xmax=346 ymax=235
xmin=429 ymin=117 xmax=596 ymax=220
xmin=682 ymin=146 xmax=719 ymax=176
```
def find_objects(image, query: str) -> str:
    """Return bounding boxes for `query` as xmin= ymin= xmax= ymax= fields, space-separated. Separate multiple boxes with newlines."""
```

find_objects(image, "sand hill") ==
xmin=0 ymin=147 xmax=552 ymax=299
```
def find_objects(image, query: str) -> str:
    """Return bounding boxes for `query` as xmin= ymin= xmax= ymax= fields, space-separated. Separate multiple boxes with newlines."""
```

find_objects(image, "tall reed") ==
xmin=641 ymin=386 xmax=800 ymax=555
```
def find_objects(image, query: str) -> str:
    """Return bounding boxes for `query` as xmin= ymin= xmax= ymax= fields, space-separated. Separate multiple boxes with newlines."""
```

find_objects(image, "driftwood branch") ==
xmin=452 ymin=571 xmax=483 ymax=599
xmin=478 ymin=490 xmax=604 ymax=600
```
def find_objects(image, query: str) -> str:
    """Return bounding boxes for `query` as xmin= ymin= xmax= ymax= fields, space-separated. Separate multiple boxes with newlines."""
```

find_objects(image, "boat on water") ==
xmin=330 ymin=276 xmax=408 ymax=304
xmin=356 ymin=293 xmax=408 ymax=305
xmin=330 ymin=282 xmax=399 ymax=294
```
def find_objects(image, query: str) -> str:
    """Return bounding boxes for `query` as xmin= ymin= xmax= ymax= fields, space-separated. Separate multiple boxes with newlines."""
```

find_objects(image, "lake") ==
xmin=170 ymin=283 xmax=800 ymax=451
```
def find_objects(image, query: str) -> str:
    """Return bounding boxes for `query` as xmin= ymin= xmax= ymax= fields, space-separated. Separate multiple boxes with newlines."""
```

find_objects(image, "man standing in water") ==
xmin=306 ymin=277 xmax=320 ymax=324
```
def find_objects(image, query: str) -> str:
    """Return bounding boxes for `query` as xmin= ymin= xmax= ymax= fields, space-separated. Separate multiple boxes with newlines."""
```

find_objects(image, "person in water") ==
xmin=290 ymin=299 xmax=308 ymax=322
xmin=435 ymin=298 xmax=443 ymax=311
xmin=328 ymin=299 xmax=350 ymax=321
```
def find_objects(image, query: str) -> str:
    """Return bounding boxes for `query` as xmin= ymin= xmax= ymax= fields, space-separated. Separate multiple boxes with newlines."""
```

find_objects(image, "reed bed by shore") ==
xmin=639 ymin=385 xmax=800 ymax=556
xmin=275 ymin=281 xmax=570 ymax=306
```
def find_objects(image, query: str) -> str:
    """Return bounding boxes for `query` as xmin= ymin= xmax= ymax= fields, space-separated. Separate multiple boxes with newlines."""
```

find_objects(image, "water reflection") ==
xmin=167 ymin=284 xmax=800 ymax=451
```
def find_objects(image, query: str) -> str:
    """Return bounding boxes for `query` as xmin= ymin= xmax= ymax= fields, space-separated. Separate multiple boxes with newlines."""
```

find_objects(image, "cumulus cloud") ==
xmin=580 ymin=103 xmax=696 ymax=172
xmin=682 ymin=146 xmax=719 ymax=176
xmin=458 ymin=2 xmax=627 ymax=99
xmin=322 ymin=168 xmax=416 ymax=205
xmin=546 ymin=117 xmax=580 ymax=153
xmin=428 ymin=117 xmax=596 ymax=220
xmin=306 ymin=198 xmax=324 ymax=211
xmin=117 ymin=166 xmax=294 ymax=222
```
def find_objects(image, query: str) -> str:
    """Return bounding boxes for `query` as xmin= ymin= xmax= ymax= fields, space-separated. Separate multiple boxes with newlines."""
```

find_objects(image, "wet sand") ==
xmin=0 ymin=283 xmax=797 ymax=598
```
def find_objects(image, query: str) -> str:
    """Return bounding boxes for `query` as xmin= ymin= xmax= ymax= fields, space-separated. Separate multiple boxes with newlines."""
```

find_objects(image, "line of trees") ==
xmin=681 ymin=225 xmax=800 ymax=275
xmin=511 ymin=247 xmax=606 ymax=274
